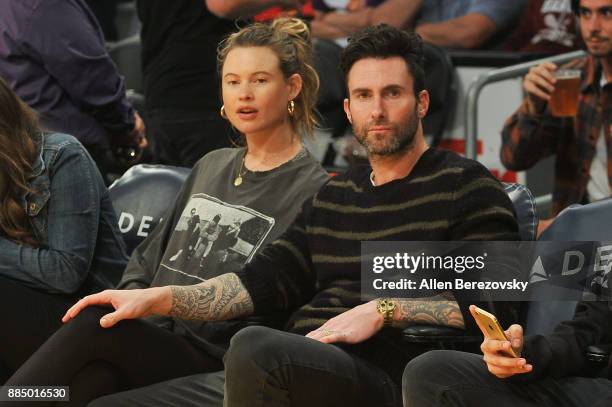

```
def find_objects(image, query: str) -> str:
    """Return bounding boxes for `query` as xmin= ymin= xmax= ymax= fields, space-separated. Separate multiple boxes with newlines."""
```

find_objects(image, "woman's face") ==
xmin=221 ymin=46 xmax=301 ymax=137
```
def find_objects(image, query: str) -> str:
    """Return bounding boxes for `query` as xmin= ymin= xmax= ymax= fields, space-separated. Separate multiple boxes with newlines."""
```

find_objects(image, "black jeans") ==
xmin=146 ymin=108 xmax=233 ymax=167
xmin=5 ymin=307 xmax=223 ymax=406
xmin=402 ymin=350 xmax=612 ymax=407
xmin=0 ymin=276 xmax=75 ymax=383
xmin=223 ymin=326 xmax=401 ymax=407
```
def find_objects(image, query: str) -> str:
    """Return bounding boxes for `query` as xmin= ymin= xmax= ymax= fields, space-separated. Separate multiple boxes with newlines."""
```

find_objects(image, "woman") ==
xmin=0 ymin=77 xmax=128 ymax=382
xmin=6 ymin=18 xmax=329 ymax=405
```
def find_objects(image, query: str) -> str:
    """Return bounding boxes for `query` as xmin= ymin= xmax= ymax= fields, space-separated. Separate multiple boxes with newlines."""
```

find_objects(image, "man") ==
xmin=0 ymin=0 xmax=146 ymax=180
xmin=310 ymin=0 xmax=526 ymax=150
xmin=403 ymin=302 xmax=612 ymax=407
xmin=501 ymin=0 xmax=611 ymax=232
xmin=68 ymin=25 xmax=519 ymax=406
xmin=138 ymin=0 xmax=303 ymax=166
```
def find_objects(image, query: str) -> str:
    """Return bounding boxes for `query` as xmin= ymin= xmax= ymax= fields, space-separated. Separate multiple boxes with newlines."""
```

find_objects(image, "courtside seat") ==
xmin=503 ymin=182 xmax=538 ymax=241
xmin=406 ymin=198 xmax=612 ymax=365
xmin=109 ymin=164 xmax=190 ymax=255
xmin=526 ymin=198 xmax=612 ymax=336
xmin=527 ymin=198 xmax=612 ymax=371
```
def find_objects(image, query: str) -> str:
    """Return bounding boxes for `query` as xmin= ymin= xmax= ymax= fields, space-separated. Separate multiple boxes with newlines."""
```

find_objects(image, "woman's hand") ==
xmin=62 ymin=287 xmax=172 ymax=328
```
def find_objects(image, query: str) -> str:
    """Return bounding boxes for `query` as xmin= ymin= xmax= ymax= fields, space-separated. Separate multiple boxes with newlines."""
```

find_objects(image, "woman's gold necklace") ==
xmin=233 ymin=154 xmax=247 ymax=187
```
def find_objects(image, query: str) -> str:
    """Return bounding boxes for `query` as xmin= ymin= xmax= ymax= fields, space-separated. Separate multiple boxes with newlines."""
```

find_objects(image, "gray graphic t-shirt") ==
xmin=117 ymin=147 xmax=329 ymax=353
xmin=160 ymin=194 xmax=275 ymax=282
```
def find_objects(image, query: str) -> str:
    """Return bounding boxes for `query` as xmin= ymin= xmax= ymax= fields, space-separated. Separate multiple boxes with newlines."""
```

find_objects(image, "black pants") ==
xmin=5 ymin=307 xmax=223 ymax=406
xmin=402 ymin=350 xmax=612 ymax=407
xmin=146 ymin=108 xmax=233 ymax=167
xmin=0 ymin=277 xmax=75 ymax=383
xmin=89 ymin=371 xmax=225 ymax=407
xmin=223 ymin=326 xmax=401 ymax=407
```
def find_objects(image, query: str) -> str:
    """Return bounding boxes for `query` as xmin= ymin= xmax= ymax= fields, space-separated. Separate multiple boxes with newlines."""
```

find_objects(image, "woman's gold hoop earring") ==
xmin=287 ymin=100 xmax=295 ymax=116
xmin=220 ymin=105 xmax=228 ymax=120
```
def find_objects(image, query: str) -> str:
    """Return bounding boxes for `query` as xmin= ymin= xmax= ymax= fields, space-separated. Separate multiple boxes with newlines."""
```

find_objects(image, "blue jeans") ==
xmin=224 ymin=326 xmax=401 ymax=407
xmin=403 ymin=350 xmax=612 ymax=407
xmin=0 ymin=133 xmax=127 ymax=296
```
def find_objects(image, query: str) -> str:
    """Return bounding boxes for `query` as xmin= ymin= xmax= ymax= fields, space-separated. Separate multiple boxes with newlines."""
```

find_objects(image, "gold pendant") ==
xmin=234 ymin=175 xmax=243 ymax=186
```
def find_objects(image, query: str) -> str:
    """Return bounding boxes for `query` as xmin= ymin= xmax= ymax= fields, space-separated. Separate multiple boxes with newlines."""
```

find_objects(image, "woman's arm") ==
xmin=0 ymin=144 xmax=103 ymax=294
xmin=63 ymin=272 xmax=254 ymax=327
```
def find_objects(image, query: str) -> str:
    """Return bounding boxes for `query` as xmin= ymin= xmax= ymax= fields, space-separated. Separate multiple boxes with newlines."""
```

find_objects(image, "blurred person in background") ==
xmin=500 ymin=0 xmax=611 ymax=234
xmin=504 ymin=0 xmax=581 ymax=54
xmin=0 ymin=0 xmax=146 ymax=183
xmin=309 ymin=0 xmax=527 ymax=49
xmin=413 ymin=0 xmax=528 ymax=49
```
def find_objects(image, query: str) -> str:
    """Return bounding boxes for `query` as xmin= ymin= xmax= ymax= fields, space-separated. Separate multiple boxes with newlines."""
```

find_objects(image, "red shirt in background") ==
xmin=504 ymin=0 xmax=580 ymax=54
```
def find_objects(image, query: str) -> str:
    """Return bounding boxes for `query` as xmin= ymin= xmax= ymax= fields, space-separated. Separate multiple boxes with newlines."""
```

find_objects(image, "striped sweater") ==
xmin=236 ymin=148 xmax=519 ymax=382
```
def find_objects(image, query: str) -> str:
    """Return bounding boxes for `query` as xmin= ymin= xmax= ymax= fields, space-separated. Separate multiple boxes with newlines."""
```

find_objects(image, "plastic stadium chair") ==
xmin=109 ymin=164 xmax=190 ymax=255
xmin=422 ymin=42 xmax=455 ymax=148
xmin=526 ymin=198 xmax=612 ymax=371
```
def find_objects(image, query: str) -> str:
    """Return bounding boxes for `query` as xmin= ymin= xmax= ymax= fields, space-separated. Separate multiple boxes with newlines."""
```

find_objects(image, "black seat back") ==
xmin=422 ymin=42 xmax=455 ymax=147
xmin=109 ymin=164 xmax=190 ymax=255
xmin=526 ymin=198 xmax=612 ymax=336
xmin=503 ymin=182 xmax=538 ymax=241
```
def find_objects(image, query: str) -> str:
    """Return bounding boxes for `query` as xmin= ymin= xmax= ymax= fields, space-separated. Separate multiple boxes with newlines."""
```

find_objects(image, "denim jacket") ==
xmin=0 ymin=132 xmax=128 ymax=295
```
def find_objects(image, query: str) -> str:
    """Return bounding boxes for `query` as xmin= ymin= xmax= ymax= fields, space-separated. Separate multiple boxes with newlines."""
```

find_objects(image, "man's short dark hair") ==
xmin=340 ymin=24 xmax=425 ymax=96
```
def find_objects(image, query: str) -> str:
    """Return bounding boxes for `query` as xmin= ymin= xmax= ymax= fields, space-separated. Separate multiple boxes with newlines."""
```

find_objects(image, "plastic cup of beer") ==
xmin=549 ymin=69 xmax=581 ymax=117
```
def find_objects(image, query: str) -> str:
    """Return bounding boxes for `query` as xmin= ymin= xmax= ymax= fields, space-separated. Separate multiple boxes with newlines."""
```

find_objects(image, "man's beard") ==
xmin=585 ymin=34 xmax=611 ymax=58
xmin=353 ymin=106 xmax=419 ymax=157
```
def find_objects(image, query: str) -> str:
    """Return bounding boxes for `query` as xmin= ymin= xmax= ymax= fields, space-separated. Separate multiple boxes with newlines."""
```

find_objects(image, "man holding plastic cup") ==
xmin=500 ymin=0 xmax=611 ymax=234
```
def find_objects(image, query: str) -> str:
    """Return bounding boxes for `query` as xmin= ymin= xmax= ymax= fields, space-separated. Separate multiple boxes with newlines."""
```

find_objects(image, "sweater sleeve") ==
xmin=234 ymin=198 xmax=317 ymax=316
xmin=450 ymin=163 xmax=522 ymax=332
xmin=514 ymin=301 xmax=612 ymax=382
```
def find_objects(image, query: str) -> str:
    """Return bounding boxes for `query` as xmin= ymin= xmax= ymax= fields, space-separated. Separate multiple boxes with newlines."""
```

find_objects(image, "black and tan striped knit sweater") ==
xmin=236 ymin=148 xmax=519 ymax=383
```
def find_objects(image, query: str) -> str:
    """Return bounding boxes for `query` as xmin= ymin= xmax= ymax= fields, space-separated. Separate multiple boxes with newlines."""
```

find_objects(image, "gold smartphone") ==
xmin=471 ymin=306 xmax=518 ymax=358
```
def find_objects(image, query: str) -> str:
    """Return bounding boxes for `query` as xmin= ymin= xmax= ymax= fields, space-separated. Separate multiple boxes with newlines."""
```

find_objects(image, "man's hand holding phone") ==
xmin=470 ymin=305 xmax=533 ymax=378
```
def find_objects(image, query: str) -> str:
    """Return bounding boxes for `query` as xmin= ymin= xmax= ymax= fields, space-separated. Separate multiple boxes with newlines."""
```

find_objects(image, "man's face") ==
xmin=343 ymin=57 xmax=428 ymax=157
xmin=579 ymin=0 xmax=612 ymax=58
